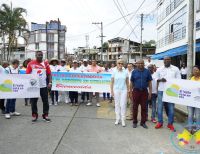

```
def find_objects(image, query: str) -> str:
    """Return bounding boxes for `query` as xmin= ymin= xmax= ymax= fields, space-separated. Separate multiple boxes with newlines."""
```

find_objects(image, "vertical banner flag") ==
xmin=163 ymin=79 xmax=200 ymax=108
xmin=0 ymin=74 xmax=40 ymax=99
xmin=52 ymin=72 xmax=111 ymax=93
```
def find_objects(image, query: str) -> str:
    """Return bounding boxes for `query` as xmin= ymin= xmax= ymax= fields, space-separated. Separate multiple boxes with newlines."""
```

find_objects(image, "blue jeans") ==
xmin=187 ymin=106 xmax=200 ymax=127
xmin=6 ymin=99 xmax=16 ymax=113
xmin=146 ymin=94 xmax=157 ymax=119
xmin=157 ymin=91 xmax=174 ymax=124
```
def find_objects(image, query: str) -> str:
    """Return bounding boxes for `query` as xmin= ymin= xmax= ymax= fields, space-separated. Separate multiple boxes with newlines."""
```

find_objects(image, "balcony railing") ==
xmin=157 ymin=26 xmax=186 ymax=49
xmin=157 ymin=0 xmax=184 ymax=24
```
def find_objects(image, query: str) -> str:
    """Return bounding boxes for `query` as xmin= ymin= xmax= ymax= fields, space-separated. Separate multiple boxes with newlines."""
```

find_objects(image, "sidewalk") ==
xmin=0 ymin=99 xmax=183 ymax=154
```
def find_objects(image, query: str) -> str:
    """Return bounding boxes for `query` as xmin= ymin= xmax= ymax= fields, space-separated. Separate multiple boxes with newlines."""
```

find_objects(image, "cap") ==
xmin=83 ymin=59 xmax=88 ymax=62
xmin=73 ymin=60 xmax=78 ymax=63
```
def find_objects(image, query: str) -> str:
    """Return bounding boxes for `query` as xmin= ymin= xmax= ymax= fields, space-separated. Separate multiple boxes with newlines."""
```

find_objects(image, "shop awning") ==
xmin=152 ymin=42 xmax=200 ymax=60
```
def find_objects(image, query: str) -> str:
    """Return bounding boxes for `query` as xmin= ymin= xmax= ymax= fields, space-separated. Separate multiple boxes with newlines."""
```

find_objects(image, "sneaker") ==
xmin=155 ymin=123 xmax=163 ymax=129
xmin=54 ymin=102 xmax=58 ymax=106
xmin=86 ymin=102 xmax=92 ymax=106
xmin=42 ymin=114 xmax=51 ymax=122
xmin=65 ymin=99 xmax=69 ymax=104
xmin=5 ymin=113 xmax=11 ymax=119
xmin=167 ymin=124 xmax=175 ymax=131
xmin=122 ymin=120 xmax=126 ymax=127
xmin=96 ymin=103 xmax=101 ymax=107
xmin=32 ymin=114 xmax=38 ymax=122
xmin=151 ymin=118 xmax=157 ymax=123
xmin=10 ymin=112 xmax=21 ymax=116
xmin=75 ymin=103 xmax=79 ymax=106
xmin=115 ymin=119 xmax=120 ymax=125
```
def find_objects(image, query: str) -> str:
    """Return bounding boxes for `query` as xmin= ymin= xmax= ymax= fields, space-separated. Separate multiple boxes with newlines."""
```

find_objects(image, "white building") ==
xmin=153 ymin=0 xmax=200 ymax=66
xmin=26 ymin=20 xmax=67 ymax=60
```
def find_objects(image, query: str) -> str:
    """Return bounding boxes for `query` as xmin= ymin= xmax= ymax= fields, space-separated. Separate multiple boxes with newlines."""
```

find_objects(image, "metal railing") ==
xmin=157 ymin=0 xmax=184 ymax=24
xmin=157 ymin=26 xmax=186 ymax=49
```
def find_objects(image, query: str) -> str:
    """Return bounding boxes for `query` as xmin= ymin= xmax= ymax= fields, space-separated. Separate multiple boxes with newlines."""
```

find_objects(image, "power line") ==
xmin=113 ymin=0 xmax=138 ymax=39
xmin=121 ymin=0 xmax=129 ymax=14
xmin=113 ymin=0 xmax=147 ymax=38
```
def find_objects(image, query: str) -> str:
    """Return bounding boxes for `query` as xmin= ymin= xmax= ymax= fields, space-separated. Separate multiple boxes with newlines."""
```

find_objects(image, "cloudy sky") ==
xmin=1 ymin=0 xmax=157 ymax=53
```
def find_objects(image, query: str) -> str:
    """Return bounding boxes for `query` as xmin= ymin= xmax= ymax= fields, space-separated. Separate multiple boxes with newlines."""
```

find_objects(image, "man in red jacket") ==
xmin=26 ymin=51 xmax=52 ymax=122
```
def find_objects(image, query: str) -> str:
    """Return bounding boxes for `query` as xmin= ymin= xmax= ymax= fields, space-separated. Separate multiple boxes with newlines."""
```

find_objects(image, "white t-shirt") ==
xmin=70 ymin=67 xmax=81 ymax=73
xmin=5 ymin=65 xmax=19 ymax=74
xmin=156 ymin=65 xmax=181 ymax=91
xmin=180 ymin=67 xmax=187 ymax=75
xmin=50 ymin=65 xmax=60 ymax=72
xmin=59 ymin=65 xmax=67 ymax=72
xmin=151 ymin=72 xmax=157 ymax=94
xmin=0 ymin=65 xmax=6 ymax=74
xmin=79 ymin=65 xmax=88 ymax=72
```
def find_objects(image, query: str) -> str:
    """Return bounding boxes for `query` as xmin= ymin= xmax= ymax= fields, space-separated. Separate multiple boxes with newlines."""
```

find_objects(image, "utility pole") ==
xmin=140 ymin=14 xmax=144 ymax=59
xmin=92 ymin=22 xmax=105 ymax=62
xmin=187 ymin=0 xmax=195 ymax=79
xmin=58 ymin=18 xmax=60 ymax=59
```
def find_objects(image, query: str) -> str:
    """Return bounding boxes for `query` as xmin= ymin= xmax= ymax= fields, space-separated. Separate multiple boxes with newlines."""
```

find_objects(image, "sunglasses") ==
xmin=118 ymin=63 xmax=124 ymax=65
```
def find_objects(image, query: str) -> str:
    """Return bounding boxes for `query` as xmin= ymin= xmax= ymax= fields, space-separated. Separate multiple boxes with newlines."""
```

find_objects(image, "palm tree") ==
xmin=0 ymin=3 xmax=29 ymax=61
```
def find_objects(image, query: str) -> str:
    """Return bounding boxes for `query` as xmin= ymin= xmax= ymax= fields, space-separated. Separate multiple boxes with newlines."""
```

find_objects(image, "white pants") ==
xmin=114 ymin=90 xmax=127 ymax=120
xmin=58 ymin=91 xmax=69 ymax=102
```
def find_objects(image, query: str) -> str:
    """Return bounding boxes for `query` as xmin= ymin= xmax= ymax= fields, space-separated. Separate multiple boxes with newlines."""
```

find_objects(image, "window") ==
xmin=47 ymin=33 xmax=54 ymax=42
xmin=109 ymin=55 xmax=111 ymax=60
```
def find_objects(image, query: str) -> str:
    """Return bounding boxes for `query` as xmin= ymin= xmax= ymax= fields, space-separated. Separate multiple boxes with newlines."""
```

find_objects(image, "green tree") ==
xmin=143 ymin=40 xmax=156 ymax=47
xmin=0 ymin=3 xmax=28 ymax=61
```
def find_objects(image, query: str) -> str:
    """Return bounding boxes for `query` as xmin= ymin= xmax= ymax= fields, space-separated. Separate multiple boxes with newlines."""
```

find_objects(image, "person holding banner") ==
xmin=0 ymin=63 xmax=7 ymax=114
xmin=155 ymin=57 xmax=181 ymax=131
xmin=69 ymin=60 xmax=80 ymax=106
xmin=5 ymin=59 xmax=21 ymax=119
xmin=130 ymin=60 xmax=152 ymax=129
xmin=50 ymin=58 xmax=60 ymax=106
xmin=86 ymin=60 xmax=102 ymax=107
xmin=80 ymin=59 xmax=90 ymax=104
xmin=187 ymin=66 xmax=200 ymax=128
xmin=26 ymin=51 xmax=52 ymax=122
xmin=58 ymin=59 xmax=70 ymax=104
xmin=111 ymin=59 xmax=129 ymax=127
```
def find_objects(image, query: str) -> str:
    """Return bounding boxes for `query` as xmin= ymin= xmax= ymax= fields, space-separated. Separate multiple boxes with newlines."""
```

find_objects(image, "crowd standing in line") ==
xmin=0 ymin=52 xmax=199 ymax=131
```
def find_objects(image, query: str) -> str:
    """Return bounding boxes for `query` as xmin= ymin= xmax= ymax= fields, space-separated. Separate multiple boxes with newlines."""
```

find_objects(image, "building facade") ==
xmin=26 ymin=20 xmax=67 ymax=60
xmin=153 ymin=0 xmax=200 ymax=66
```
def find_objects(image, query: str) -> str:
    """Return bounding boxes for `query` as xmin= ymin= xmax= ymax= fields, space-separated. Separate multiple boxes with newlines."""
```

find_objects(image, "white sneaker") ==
xmin=54 ymin=102 xmax=58 ymax=106
xmin=5 ymin=114 xmax=11 ymax=119
xmin=115 ymin=119 xmax=120 ymax=125
xmin=10 ymin=112 xmax=21 ymax=116
xmin=86 ymin=102 xmax=92 ymax=106
xmin=122 ymin=120 xmax=126 ymax=127
xmin=96 ymin=103 xmax=101 ymax=107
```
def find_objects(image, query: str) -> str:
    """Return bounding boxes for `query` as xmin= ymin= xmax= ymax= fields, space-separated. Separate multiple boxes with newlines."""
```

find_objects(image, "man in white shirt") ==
xmin=126 ymin=63 xmax=134 ymax=120
xmin=180 ymin=63 xmax=187 ymax=79
xmin=155 ymin=57 xmax=181 ymax=131
xmin=145 ymin=57 xmax=153 ymax=68
xmin=80 ymin=59 xmax=90 ymax=103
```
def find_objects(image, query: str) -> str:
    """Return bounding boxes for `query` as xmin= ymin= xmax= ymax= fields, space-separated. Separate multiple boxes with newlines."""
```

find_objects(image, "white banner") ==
xmin=52 ymin=72 xmax=111 ymax=93
xmin=163 ymin=79 xmax=200 ymax=108
xmin=0 ymin=74 xmax=40 ymax=99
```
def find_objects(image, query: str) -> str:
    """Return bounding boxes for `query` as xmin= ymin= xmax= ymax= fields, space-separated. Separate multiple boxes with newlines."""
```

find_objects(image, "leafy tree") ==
xmin=143 ymin=40 xmax=156 ymax=47
xmin=0 ymin=3 xmax=29 ymax=61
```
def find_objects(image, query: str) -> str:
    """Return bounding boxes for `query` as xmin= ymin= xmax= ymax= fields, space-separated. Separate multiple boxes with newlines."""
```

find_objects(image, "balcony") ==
xmin=157 ymin=26 xmax=186 ymax=49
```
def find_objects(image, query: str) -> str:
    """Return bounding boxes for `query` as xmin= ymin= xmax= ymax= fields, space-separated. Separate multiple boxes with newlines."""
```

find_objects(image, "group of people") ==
xmin=0 ymin=51 xmax=199 ymax=131
xmin=111 ymin=57 xmax=200 ymax=131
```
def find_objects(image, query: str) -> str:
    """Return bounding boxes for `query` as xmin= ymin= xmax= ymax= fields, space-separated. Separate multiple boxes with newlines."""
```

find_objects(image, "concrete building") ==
xmin=26 ymin=20 xmax=67 ymax=60
xmin=74 ymin=47 xmax=99 ymax=61
xmin=153 ymin=0 xmax=200 ymax=66
xmin=107 ymin=37 xmax=155 ymax=63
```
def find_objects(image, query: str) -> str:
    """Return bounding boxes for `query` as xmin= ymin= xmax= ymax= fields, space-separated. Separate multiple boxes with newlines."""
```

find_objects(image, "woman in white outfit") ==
xmin=111 ymin=59 xmax=129 ymax=127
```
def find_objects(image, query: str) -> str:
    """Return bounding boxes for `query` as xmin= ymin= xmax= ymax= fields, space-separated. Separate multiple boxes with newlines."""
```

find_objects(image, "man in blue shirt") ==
xmin=130 ymin=60 xmax=152 ymax=129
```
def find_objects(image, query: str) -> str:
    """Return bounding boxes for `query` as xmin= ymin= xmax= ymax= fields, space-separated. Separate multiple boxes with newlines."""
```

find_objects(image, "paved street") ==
xmin=0 ymin=98 xmax=185 ymax=154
